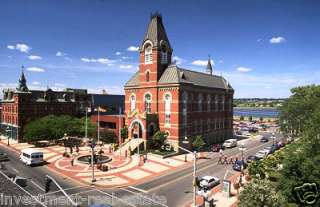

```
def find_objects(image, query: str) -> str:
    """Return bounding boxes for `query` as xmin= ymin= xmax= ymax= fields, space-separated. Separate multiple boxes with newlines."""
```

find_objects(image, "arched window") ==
xmin=215 ymin=95 xmax=218 ymax=112
xmin=221 ymin=95 xmax=225 ymax=111
xmin=164 ymin=93 xmax=171 ymax=126
xmin=198 ymin=93 xmax=203 ymax=112
xmin=144 ymin=93 xmax=152 ymax=113
xmin=130 ymin=95 xmax=136 ymax=112
xmin=182 ymin=92 xmax=187 ymax=126
xmin=146 ymin=71 xmax=150 ymax=82
xmin=160 ymin=44 xmax=167 ymax=64
xmin=145 ymin=44 xmax=152 ymax=64
xmin=207 ymin=95 xmax=211 ymax=112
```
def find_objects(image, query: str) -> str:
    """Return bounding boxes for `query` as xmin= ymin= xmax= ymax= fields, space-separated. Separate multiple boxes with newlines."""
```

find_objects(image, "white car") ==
xmin=199 ymin=176 xmax=220 ymax=190
xmin=223 ymin=139 xmax=237 ymax=148
xmin=255 ymin=150 xmax=268 ymax=159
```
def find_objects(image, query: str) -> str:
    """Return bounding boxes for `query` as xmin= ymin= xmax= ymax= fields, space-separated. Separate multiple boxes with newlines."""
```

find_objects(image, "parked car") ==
xmin=0 ymin=151 xmax=9 ymax=161
xmin=246 ymin=155 xmax=259 ymax=163
xmin=264 ymin=146 xmax=273 ymax=154
xmin=233 ymin=160 xmax=247 ymax=171
xmin=276 ymin=141 xmax=285 ymax=148
xmin=212 ymin=144 xmax=224 ymax=152
xmin=199 ymin=176 xmax=220 ymax=190
xmin=249 ymin=127 xmax=258 ymax=133
xmin=271 ymin=144 xmax=280 ymax=151
xmin=255 ymin=150 xmax=268 ymax=159
xmin=223 ymin=139 xmax=237 ymax=148
xmin=260 ymin=136 xmax=269 ymax=143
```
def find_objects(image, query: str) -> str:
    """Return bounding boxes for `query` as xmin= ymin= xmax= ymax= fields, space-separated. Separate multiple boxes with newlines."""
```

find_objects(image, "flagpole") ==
xmin=85 ymin=107 xmax=88 ymax=138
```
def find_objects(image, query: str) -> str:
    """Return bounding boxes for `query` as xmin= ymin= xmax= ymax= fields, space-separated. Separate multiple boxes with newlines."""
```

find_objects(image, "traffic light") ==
xmin=45 ymin=177 xmax=52 ymax=193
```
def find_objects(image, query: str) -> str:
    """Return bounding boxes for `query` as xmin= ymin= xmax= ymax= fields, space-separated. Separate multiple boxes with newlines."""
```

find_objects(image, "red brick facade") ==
xmin=124 ymin=15 xmax=234 ymax=150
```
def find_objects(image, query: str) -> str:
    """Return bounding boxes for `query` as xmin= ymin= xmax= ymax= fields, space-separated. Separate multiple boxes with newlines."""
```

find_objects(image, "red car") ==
xmin=212 ymin=144 xmax=224 ymax=152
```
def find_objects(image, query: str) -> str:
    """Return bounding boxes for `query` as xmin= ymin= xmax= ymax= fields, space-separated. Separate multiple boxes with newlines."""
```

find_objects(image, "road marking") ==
xmin=30 ymin=180 xmax=46 ymax=192
xmin=128 ymin=185 xmax=148 ymax=193
xmin=12 ymin=167 xmax=19 ymax=173
xmin=42 ymin=185 xmax=92 ymax=196
xmin=119 ymin=188 xmax=168 ymax=207
xmin=43 ymin=189 xmax=97 ymax=205
xmin=147 ymin=141 xmax=272 ymax=192
xmin=94 ymin=189 xmax=137 ymax=207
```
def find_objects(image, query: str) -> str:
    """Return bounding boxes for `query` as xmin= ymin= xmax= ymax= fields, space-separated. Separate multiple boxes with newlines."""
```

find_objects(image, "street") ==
xmin=0 ymin=131 xmax=281 ymax=207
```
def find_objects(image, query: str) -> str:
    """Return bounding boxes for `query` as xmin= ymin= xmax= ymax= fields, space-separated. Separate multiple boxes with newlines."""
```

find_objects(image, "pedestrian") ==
xmin=219 ymin=149 xmax=223 ymax=157
xmin=70 ymin=158 xmax=74 ymax=166
xmin=223 ymin=155 xmax=228 ymax=164
xmin=229 ymin=156 xmax=234 ymax=164
xmin=143 ymin=154 xmax=147 ymax=163
xmin=235 ymin=156 xmax=239 ymax=162
xmin=125 ymin=149 xmax=128 ymax=158
xmin=217 ymin=156 xmax=223 ymax=164
xmin=76 ymin=145 xmax=79 ymax=154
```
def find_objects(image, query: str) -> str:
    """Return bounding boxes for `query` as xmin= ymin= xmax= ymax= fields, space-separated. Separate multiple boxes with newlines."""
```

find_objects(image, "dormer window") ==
xmin=145 ymin=44 xmax=152 ymax=64
xmin=160 ymin=44 xmax=167 ymax=64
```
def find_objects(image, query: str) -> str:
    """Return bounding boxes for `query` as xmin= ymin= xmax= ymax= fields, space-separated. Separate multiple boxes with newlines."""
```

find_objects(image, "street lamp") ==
xmin=63 ymin=133 xmax=68 ymax=155
xmin=271 ymin=132 xmax=276 ymax=145
xmin=176 ymin=138 xmax=197 ymax=207
xmin=5 ymin=126 xmax=11 ymax=146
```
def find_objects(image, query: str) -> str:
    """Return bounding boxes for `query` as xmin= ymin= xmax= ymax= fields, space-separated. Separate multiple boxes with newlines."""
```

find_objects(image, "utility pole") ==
xmin=91 ymin=140 xmax=96 ymax=183
xmin=97 ymin=107 xmax=100 ymax=144
xmin=119 ymin=107 xmax=122 ymax=158
xmin=85 ymin=107 xmax=88 ymax=138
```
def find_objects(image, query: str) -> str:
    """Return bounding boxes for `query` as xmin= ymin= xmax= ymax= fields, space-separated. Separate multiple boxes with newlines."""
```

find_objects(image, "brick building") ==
xmin=90 ymin=94 xmax=125 ymax=141
xmin=1 ymin=70 xmax=90 ymax=141
xmin=124 ymin=14 xmax=234 ymax=150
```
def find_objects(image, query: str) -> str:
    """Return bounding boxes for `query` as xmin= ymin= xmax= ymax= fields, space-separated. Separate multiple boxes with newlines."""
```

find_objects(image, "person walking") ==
xmin=229 ymin=156 xmax=234 ymax=164
xmin=70 ymin=158 xmax=74 ymax=166
xmin=223 ymin=155 xmax=228 ymax=164
xmin=217 ymin=156 xmax=223 ymax=164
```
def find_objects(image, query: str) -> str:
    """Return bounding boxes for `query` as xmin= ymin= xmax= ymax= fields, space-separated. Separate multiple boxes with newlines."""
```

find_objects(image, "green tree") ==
xmin=24 ymin=115 xmax=97 ymax=142
xmin=259 ymin=117 xmax=263 ymax=122
xmin=152 ymin=131 xmax=167 ymax=149
xmin=238 ymin=179 xmax=286 ymax=207
xmin=249 ymin=116 xmax=253 ymax=122
xmin=100 ymin=130 xmax=117 ymax=143
xmin=120 ymin=126 xmax=128 ymax=140
xmin=240 ymin=115 xmax=244 ymax=121
xmin=192 ymin=135 xmax=205 ymax=151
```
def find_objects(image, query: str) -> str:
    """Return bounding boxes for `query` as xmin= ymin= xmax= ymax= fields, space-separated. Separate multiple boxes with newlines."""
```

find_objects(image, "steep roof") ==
xmin=140 ymin=14 xmax=172 ymax=51
xmin=125 ymin=64 xmax=233 ymax=90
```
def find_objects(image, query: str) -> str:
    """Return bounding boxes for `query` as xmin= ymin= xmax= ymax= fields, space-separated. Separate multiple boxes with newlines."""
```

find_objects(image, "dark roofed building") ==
xmin=124 ymin=14 xmax=234 ymax=150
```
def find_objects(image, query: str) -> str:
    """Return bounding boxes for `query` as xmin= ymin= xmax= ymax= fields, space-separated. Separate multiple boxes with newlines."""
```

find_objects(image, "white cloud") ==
xmin=56 ymin=51 xmax=67 ymax=57
xmin=119 ymin=65 xmax=133 ymax=69
xmin=127 ymin=46 xmax=139 ymax=52
xmin=15 ymin=43 xmax=31 ymax=53
xmin=7 ymin=45 xmax=15 ymax=50
xmin=237 ymin=67 xmax=252 ymax=73
xmin=32 ymin=81 xmax=40 ymax=85
xmin=26 ymin=67 xmax=45 ymax=72
xmin=28 ymin=55 xmax=42 ymax=60
xmin=115 ymin=52 xmax=121 ymax=55
xmin=54 ymin=83 xmax=65 ymax=87
xmin=269 ymin=36 xmax=286 ymax=44
xmin=81 ymin=57 xmax=116 ymax=65
xmin=121 ymin=56 xmax=132 ymax=59
xmin=173 ymin=56 xmax=185 ymax=65
xmin=192 ymin=59 xmax=214 ymax=66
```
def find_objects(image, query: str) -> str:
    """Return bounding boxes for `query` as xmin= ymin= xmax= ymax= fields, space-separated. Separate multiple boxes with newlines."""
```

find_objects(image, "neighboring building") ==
xmin=90 ymin=94 xmax=125 ymax=142
xmin=1 ymin=70 xmax=90 ymax=141
xmin=124 ymin=14 xmax=234 ymax=150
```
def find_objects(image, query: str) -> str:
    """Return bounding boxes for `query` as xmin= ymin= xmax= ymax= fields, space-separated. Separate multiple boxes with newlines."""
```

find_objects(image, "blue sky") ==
xmin=1 ymin=0 xmax=319 ymax=98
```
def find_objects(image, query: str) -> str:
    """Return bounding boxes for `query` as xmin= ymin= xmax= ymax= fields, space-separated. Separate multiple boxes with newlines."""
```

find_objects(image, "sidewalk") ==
xmin=0 ymin=137 xmax=195 ymax=187
xmin=184 ymin=172 xmax=246 ymax=207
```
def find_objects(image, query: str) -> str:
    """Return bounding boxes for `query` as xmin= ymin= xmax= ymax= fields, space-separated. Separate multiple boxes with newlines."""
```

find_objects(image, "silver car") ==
xmin=199 ymin=176 xmax=220 ymax=190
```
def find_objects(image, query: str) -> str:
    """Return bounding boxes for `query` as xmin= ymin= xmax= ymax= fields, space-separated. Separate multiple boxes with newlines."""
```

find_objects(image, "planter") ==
xmin=101 ymin=165 xmax=108 ymax=172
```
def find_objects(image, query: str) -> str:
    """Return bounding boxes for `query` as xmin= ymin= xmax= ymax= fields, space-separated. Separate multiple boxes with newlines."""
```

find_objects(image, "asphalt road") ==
xmin=0 ymin=130 xmax=282 ymax=207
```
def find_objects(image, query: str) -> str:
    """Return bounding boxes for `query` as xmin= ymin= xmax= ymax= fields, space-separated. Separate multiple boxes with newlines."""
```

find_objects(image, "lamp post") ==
xmin=63 ymin=133 xmax=68 ymax=155
xmin=178 ymin=138 xmax=197 ymax=207
xmin=5 ymin=126 xmax=11 ymax=146
xmin=272 ymin=132 xmax=276 ymax=145
xmin=90 ymin=138 xmax=96 ymax=183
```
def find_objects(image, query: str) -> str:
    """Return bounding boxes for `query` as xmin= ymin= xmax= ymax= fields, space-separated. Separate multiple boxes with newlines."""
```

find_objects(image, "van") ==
xmin=20 ymin=149 xmax=44 ymax=166
xmin=222 ymin=139 xmax=237 ymax=148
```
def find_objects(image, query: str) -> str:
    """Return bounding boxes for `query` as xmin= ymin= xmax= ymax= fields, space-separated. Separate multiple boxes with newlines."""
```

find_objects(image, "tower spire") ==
xmin=17 ymin=65 xmax=29 ymax=92
xmin=206 ymin=55 xmax=213 ymax=75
